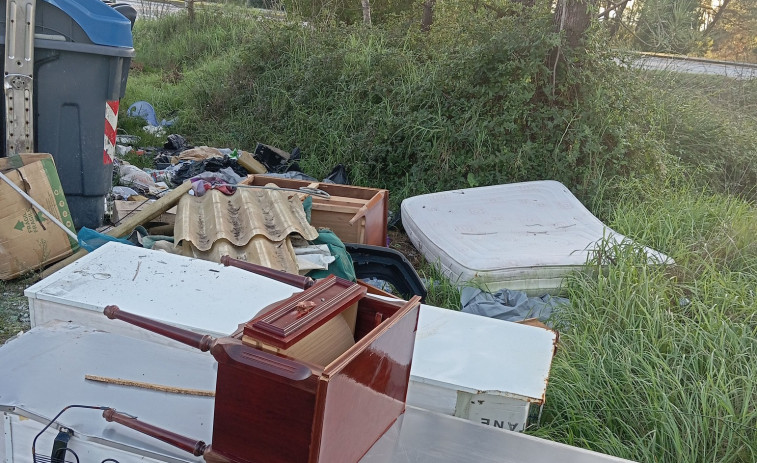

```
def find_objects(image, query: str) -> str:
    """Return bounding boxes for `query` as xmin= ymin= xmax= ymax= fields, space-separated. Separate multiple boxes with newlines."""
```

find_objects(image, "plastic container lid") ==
xmin=45 ymin=0 xmax=133 ymax=47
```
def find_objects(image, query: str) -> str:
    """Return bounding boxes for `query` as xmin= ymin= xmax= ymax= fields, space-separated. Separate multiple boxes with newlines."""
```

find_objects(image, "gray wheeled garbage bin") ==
xmin=1 ymin=0 xmax=135 ymax=229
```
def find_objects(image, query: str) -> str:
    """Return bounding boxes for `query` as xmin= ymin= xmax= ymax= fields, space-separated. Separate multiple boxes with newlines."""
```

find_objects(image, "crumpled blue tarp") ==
xmin=460 ymin=287 xmax=569 ymax=326
xmin=77 ymin=227 xmax=134 ymax=253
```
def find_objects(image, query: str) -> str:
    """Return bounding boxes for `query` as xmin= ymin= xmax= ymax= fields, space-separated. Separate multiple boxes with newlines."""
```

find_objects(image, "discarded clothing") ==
xmin=156 ymin=134 xmax=193 ymax=163
xmin=118 ymin=164 xmax=168 ymax=196
xmin=171 ymin=156 xmax=248 ymax=186
xmin=460 ymin=287 xmax=569 ymax=325
xmin=190 ymin=176 xmax=237 ymax=196
xmin=190 ymin=167 xmax=244 ymax=186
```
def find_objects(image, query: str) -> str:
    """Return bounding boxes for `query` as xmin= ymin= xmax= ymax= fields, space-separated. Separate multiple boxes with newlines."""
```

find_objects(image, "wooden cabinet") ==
xmin=244 ymin=175 xmax=389 ymax=246
xmin=213 ymin=276 xmax=420 ymax=463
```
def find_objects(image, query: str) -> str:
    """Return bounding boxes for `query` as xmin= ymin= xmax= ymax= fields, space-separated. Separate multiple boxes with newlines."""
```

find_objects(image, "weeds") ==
xmin=0 ymin=276 xmax=38 ymax=344
xmin=126 ymin=9 xmax=681 ymax=207
xmin=533 ymin=182 xmax=757 ymax=462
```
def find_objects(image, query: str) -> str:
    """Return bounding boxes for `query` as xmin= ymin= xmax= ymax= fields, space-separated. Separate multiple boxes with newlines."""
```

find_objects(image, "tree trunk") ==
xmin=704 ymin=0 xmax=731 ymax=35
xmin=608 ymin=0 xmax=629 ymax=38
xmin=547 ymin=0 xmax=595 ymax=94
xmin=361 ymin=0 xmax=372 ymax=26
xmin=186 ymin=0 xmax=195 ymax=22
xmin=556 ymin=0 xmax=593 ymax=49
xmin=421 ymin=0 xmax=436 ymax=32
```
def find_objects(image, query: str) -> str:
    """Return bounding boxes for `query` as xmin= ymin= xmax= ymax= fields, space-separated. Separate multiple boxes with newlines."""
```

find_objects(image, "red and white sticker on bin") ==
xmin=104 ymin=100 xmax=119 ymax=165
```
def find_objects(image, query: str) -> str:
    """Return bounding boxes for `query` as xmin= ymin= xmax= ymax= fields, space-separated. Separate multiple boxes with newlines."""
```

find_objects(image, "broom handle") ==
xmin=0 ymin=170 xmax=78 ymax=241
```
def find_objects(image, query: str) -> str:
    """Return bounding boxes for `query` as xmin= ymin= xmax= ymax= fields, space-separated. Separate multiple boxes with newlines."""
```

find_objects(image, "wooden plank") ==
xmin=107 ymin=181 xmax=191 ymax=238
xmin=312 ymin=203 xmax=362 ymax=214
xmin=248 ymin=175 xmax=383 ymax=201
xmin=114 ymin=200 xmax=177 ymax=225
xmin=314 ymin=196 xmax=370 ymax=207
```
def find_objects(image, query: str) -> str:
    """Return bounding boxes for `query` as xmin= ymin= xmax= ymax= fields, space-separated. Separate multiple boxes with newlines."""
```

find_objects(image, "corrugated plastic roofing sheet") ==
xmin=174 ymin=187 xmax=318 ymax=272
xmin=178 ymin=236 xmax=300 ymax=275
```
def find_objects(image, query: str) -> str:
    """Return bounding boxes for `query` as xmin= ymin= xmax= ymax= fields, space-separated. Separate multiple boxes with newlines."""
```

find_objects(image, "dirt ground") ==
xmin=0 ymin=275 xmax=37 ymax=344
xmin=387 ymin=228 xmax=425 ymax=270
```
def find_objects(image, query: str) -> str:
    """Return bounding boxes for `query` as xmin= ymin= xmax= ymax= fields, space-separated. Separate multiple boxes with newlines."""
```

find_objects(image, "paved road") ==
xmin=632 ymin=54 xmax=757 ymax=80
xmin=116 ymin=0 xmax=182 ymax=20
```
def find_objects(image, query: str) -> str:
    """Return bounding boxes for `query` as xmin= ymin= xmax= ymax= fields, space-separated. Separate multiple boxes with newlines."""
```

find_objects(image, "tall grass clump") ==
xmin=126 ymin=7 xmax=670 ymax=207
xmin=125 ymin=10 xmax=262 ymax=116
xmin=531 ymin=179 xmax=756 ymax=462
xmin=638 ymin=71 xmax=757 ymax=202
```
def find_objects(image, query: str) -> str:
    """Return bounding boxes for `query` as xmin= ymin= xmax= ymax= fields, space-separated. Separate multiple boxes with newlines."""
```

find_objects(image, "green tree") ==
xmin=705 ymin=0 xmax=757 ymax=61
xmin=632 ymin=0 xmax=705 ymax=54
xmin=602 ymin=0 xmax=756 ymax=60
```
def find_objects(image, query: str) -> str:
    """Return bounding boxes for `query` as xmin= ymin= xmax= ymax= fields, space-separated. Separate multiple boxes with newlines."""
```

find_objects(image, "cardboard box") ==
xmin=0 ymin=154 xmax=77 ymax=279
xmin=245 ymin=175 xmax=389 ymax=246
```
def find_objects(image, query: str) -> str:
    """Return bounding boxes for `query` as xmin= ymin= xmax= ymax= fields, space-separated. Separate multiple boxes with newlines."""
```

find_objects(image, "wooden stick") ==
xmin=84 ymin=374 xmax=215 ymax=397
xmin=106 ymin=181 xmax=192 ymax=239
xmin=41 ymin=181 xmax=192 ymax=277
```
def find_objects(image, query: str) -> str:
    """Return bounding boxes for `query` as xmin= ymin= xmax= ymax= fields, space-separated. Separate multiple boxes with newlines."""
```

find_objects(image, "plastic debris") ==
xmin=461 ymin=287 xmax=569 ymax=325
xmin=127 ymin=101 xmax=176 ymax=127
xmin=112 ymin=186 xmax=140 ymax=200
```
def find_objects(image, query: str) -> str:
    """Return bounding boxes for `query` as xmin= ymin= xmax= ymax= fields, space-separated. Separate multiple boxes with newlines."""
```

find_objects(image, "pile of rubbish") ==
xmin=0 ymin=107 xmax=658 ymax=463
xmin=106 ymin=127 xmax=386 ymax=289
xmin=113 ymin=133 xmax=344 ymax=197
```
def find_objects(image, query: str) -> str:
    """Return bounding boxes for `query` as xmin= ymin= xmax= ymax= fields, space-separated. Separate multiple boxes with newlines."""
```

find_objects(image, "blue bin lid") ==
xmin=45 ymin=0 xmax=133 ymax=48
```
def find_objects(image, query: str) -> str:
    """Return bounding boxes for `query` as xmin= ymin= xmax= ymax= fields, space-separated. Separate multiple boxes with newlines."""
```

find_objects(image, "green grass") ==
xmin=531 ymin=181 xmax=756 ymax=462
xmin=635 ymin=71 xmax=757 ymax=201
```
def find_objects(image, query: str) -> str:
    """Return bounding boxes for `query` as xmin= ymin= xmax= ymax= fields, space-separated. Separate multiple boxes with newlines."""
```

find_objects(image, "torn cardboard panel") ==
xmin=0 ymin=154 xmax=77 ymax=280
xmin=177 ymin=146 xmax=224 ymax=161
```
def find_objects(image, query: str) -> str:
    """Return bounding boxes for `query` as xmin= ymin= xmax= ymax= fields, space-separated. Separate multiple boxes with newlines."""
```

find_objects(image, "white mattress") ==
xmin=401 ymin=180 xmax=671 ymax=295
